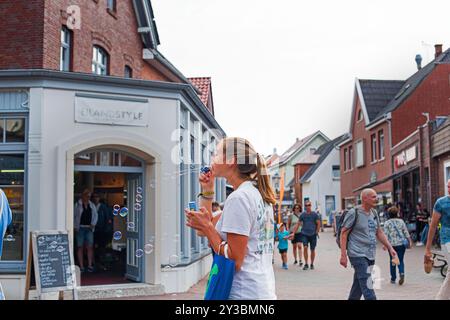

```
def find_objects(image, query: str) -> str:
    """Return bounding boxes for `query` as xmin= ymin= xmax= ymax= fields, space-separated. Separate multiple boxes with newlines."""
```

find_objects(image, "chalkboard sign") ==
xmin=25 ymin=231 xmax=78 ymax=299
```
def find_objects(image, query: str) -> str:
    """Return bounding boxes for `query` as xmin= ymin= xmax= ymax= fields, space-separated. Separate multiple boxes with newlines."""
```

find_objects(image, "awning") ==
xmin=353 ymin=165 xmax=419 ymax=193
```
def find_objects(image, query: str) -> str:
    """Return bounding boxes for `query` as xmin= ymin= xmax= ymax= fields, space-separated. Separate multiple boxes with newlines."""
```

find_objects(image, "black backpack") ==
xmin=336 ymin=208 xmax=359 ymax=248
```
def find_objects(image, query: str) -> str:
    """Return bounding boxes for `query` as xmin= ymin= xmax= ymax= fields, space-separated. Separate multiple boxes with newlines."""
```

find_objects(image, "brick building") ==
xmin=339 ymin=45 xmax=450 ymax=211
xmin=431 ymin=117 xmax=450 ymax=198
xmin=0 ymin=0 xmax=226 ymax=299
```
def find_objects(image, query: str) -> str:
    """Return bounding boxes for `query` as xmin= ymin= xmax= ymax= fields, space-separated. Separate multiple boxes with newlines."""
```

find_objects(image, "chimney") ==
xmin=435 ymin=44 xmax=443 ymax=58
xmin=415 ymin=54 xmax=422 ymax=70
xmin=273 ymin=147 xmax=277 ymax=154
xmin=296 ymin=138 xmax=299 ymax=142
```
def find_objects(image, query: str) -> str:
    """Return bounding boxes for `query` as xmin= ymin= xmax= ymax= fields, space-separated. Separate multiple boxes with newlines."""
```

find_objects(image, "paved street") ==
xmin=140 ymin=228 xmax=444 ymax=300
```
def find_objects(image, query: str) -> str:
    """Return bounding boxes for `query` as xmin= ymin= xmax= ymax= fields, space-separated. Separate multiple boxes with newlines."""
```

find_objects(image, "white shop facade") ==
xmin=0 ymin=70 xmax=226 ymax=299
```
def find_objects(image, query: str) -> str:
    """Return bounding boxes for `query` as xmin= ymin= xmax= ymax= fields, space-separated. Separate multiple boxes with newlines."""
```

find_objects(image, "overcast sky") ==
xmin=152 ymin=0 xmax=450 ymax=156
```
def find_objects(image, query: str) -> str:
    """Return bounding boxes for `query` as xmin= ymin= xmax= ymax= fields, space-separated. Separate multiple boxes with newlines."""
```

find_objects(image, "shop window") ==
xmin=74 ymin=151 xmax=142 ymax=168
xmin=0 ymin=154 xmax=25 ymax=262
xmin=0 ymin=118 xmax=26 ymax=144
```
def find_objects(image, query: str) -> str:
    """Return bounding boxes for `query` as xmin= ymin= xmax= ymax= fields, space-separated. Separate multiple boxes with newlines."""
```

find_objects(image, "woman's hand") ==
xmin=199 ymin=168 xmax=215 ymax=192
xmin=185 ymin=207 xmax=213 ymax=233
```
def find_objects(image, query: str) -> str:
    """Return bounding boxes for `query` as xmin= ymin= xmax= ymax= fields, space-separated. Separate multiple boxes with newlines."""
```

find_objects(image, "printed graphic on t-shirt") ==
xmin=256 ymin=200 xmax=274 ymax=255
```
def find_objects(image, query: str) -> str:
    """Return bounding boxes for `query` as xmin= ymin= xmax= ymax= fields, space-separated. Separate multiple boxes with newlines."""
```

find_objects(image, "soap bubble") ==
xmin=144 ymin=243 xmax=154 ymax=255
xmin=113 ymin=204 xmax=120 ymax=216
xmin=119 ymin=207 xmax=129 ymax=218
xmin=134 ymin=203 xmax=142 ymax=211
xmin=135 ymin=194 xmax=143 ymax=203
xmin=136 ymin=186 xmax=143 ymax=194
xmin=113 ymin=231 xmax=122 ymax=241
xmin=5 ymin=235 xmax=14 ymax=242
xmin=127 ymin=222 xmax=135 ymax=230
xmin=135 ymin=249 xmax=144 ymax=258
xmin=149 ymin=179 xmax=156 ymax=189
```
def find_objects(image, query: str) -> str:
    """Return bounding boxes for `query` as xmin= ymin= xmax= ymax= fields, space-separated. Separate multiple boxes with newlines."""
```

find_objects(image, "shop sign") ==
xmin=75 ymin=95 xmax=149 ymax=127
xmin=394 ymin=146 xmax=417 ymax=169
xmin=370 ymin=171 xmax=377 ymax=183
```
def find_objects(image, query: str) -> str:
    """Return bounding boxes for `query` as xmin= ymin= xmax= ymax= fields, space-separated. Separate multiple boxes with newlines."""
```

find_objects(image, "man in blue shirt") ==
xmin=292 ymin=200 xmax=321 ymax=270
xmin=425 ymin=179 xmax=450 ymax=300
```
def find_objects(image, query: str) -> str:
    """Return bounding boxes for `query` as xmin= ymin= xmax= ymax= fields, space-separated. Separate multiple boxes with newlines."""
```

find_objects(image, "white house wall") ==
xmin=302 ymin=148 xmax=341 ymax=216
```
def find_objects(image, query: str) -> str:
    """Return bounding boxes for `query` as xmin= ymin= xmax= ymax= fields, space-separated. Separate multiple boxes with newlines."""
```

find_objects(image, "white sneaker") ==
xmin=416 ymin=242 xmax=423 ymax=246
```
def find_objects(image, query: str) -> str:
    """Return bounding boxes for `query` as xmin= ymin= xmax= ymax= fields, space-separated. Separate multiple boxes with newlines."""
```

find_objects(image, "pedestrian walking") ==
xmin=288 ymin=204 xmax=303 ymax=266
xmin=383 ymin=206 xmax=412 ymax=285
xmin=292 ymin=200 xmax=321 ymax=270
xmin=425 ymin=179 xmax=450 ymax=300
xmin=186 ymin=137 xmax=277 ymax=300
xmin=339 ymin=188 xmax=398 ymax=300
xmin=74 ymin=189 xmax=98 ymax=273
xmin=277 ymin=223 xmax=290 ymax=270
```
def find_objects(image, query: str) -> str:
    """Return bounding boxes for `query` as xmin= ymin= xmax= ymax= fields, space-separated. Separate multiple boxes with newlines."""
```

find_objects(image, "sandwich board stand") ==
xmin=25 ymin=231 xmax=78 ymax=300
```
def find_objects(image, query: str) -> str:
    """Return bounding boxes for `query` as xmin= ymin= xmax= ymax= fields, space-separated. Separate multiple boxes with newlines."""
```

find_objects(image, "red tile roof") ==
xmin=188 ymin=77 xmax=213 ymax=114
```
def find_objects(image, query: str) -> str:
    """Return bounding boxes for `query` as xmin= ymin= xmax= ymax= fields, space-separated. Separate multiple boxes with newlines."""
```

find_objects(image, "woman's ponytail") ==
xmin=256 ymin=153 xmax=277 ymax=205
xmin=222 ymin=137 xmax=277 ymax=205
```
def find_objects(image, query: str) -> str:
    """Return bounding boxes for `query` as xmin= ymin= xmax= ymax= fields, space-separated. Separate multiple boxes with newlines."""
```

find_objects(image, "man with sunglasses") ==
xmin=292 ymin=200 xmax=321 ymax=270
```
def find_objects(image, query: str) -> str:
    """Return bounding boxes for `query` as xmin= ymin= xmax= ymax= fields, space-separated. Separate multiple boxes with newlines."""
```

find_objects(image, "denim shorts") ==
xmin=76 ymin=227 xmax=94 ymax=247
xmin=300 ymin=233 xmax=317 ymax=250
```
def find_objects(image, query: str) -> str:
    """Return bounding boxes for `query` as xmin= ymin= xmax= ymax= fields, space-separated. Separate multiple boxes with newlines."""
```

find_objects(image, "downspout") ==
xmin=386 ymin=112 xmax=394 ymax=202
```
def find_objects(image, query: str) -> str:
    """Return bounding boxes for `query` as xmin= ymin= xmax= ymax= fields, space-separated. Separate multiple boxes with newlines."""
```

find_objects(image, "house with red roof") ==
xmin=339 ymin=44 xmax=450 ymax=214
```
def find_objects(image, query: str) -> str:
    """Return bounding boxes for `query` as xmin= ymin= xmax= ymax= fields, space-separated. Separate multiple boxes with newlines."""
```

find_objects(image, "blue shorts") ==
xmin=76 ymin=227 xmax=94 ymax=247
xmin=300 ymin=233 xmax=317 ymax=250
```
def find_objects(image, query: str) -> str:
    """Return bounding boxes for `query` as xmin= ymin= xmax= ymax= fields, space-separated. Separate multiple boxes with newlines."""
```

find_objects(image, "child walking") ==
xmin=277 ymin=223 xmax=290 ymax=270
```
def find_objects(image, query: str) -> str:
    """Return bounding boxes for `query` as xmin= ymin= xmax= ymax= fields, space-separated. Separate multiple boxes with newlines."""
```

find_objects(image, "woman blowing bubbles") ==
xmin=185 ymin=137 xmax=277 ymax=300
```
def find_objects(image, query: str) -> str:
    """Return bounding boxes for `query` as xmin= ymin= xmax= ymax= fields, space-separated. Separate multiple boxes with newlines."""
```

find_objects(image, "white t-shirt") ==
xmin=215 ymin=181 xmax=276 ymax=300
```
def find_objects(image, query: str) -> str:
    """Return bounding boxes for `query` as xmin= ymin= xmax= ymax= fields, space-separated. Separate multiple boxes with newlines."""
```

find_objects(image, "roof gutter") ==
xmin=336 ymin=134 xmax=352 ymax=147
xmin=143 ymin=49 xmax=202 ymax=95
xmin=366 ymin=112 xmax=391 ymax=130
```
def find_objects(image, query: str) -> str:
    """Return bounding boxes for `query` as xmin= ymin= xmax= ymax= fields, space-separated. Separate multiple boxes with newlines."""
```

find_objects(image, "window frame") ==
xmin=357 ymin=109 xmax=363 ymax=122
xmin=348 ymin=145 xmax=354 ymax=170
xmin=371 ymin=133 xmax=377 ymax=163
xmin=0 ymin=112 xmax=28 ymax=273
xmin=343 ymin=148 xmax=348 ymax=172
xmin=354 ymin=140 xmax=364 ymax=168
xmin=378 ymin=130 xmax=385 ymax=160
xmin=60 ymin=26 xmax=72 ymax=72
xmin=107 ymin=0 xmax=117 ymax=12
xmin=92 ymin=46 xmax=109 ymax=76
xmin=124 ymin=65 xmax=133 ymax=78
xmin=332 ymin=165 xmax=340 ymax=180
